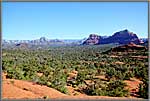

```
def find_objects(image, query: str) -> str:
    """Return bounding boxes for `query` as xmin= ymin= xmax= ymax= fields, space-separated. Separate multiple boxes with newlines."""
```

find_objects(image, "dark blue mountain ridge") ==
xmin=83 ymin=29 xmax=146 ymax=45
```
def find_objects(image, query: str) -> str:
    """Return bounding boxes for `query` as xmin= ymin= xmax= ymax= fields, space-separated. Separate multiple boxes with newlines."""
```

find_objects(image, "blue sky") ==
xmin=2 ymin=2 xmax=148 ymax=40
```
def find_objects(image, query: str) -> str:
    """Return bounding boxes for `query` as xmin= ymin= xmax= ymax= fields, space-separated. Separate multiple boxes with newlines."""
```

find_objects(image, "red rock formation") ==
xmin=111 ymin=42 xmax=147 ymax=52
xmin=82 ymin=34 xmax=101 ymax=45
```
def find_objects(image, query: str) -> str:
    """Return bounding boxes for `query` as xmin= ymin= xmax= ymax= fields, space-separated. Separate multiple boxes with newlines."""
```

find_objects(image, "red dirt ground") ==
xmin=2 ymin=72 xmax=143 ymax=100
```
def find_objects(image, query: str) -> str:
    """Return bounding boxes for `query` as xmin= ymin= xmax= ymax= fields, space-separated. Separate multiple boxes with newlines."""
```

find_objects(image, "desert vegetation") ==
xmin=2 ymin=44 xmax=148 ymax=99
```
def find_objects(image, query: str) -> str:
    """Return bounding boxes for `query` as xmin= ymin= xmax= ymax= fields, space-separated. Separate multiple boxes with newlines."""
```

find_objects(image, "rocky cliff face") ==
xmin=82 ymin=34 xmax=101 ymax=45
xmin=83 ymin=29 xmax=141 ymax=45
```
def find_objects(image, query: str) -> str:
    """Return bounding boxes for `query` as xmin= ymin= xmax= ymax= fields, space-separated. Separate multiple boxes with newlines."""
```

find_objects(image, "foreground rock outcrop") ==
xmin=111 ymin=42 xmax=147 ymax=52
xmin=103 ymin=42 xmax=147 ymax=54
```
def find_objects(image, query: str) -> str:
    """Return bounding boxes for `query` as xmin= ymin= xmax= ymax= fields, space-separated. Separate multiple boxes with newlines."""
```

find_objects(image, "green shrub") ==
xmin=106 ymin=80 xmax=129 ymax=97
xmin=138 ymin=76 xmax=148 ymax=99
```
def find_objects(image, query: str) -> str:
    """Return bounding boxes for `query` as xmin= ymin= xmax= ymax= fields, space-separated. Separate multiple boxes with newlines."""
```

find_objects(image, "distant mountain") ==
xmin=139 ymin=38 xmax=148 ymax=48
xmin=101 ymin=29 xmax=141 ymax=44
xmin=140 ymin=38 xmax=148 ymax=43
xmin=82 ymin=34 xmax=101 ymax=45
xmin=60 ymin=39 xmax=82 ymax=44
xmin=83 ymin=29 xmax=143 ymax=45
xmin=16 ymin=43 xmax=29 ymax=48
xmin=2 ymin=37 xmax=86 ymax=49
xmin=101 ymin=36 xmax=109 ymax=39
xmin=2 ymin=30 xmax=147 ymax=49
xmin=2 ymin=37 xmax=64 ymax=45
